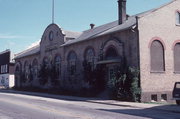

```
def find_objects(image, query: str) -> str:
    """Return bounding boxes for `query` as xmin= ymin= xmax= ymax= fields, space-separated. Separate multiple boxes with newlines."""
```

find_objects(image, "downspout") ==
xmin=135 ymin=16 xmax=142 ymax=101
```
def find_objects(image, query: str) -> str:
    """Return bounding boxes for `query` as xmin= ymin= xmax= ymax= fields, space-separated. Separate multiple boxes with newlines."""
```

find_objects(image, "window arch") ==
xmin=150 ymin=40 xmax=165 ymax=72
xmin=67 ymin=51 xmax=77 ymax=76
xmin=32 ymin=59 xmax=38 ymax=78
xmin=105 ymin=46 xmax=118 ymax=60
xmin=15 ymin=66 xmax=20 ymax=73
xmin=15 ymin=62 xmax=22 ymax=86
xmin=84 ymin=47 xmax=95 ymax=70
xmin=15 ymin=65 xmax=20 ymax=81
xmin=84 ymin=47 xmax=95 ymax=62
xmin=43 ymin=57 xmax=49 ymax=68
xmin=54 ymin=55 xmax=61 ymax=78
xmin=174 ymin=43 xmax=180 ymax=72
xmin=24 ymin=61 xmax=30 ymax=81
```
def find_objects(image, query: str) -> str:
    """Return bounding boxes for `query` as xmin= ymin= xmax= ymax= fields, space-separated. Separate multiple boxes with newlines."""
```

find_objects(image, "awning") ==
xmin=96 ymin=59 xmax=121 ymax=65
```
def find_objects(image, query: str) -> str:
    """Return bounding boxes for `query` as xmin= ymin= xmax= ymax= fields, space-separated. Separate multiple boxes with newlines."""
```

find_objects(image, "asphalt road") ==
xmin=0 ymin=92 xmax=180 ymax=119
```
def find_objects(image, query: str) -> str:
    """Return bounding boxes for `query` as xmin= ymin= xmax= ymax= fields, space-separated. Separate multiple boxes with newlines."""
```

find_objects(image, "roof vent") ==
xmin=90 ymin=23 xmax=95 ymax=29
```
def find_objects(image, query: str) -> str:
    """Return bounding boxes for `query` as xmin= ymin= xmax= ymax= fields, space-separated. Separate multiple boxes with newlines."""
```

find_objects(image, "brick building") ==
xmin=0 ymin=49 xmax=15 ymax=88
xmin=14 ymin=0 xmax=180 ymax=102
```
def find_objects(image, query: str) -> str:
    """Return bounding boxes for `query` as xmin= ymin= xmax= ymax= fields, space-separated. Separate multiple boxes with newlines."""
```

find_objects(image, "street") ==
xmin=0 ymin=91 xmax=180 ymax=119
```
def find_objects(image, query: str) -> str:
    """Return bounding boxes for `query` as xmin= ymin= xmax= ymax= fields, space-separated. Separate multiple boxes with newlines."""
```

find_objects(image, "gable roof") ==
xmin=136 ymin=0 xmax=175 ymax=18
xmin=63 ymin=16 xmax=136 ymax=46
xmin=63 ymin=30 xmax=82 ymax=39
xmin=15 ymin=16 xmax=136 ymax=59
xmin=14 ymin=45 xmax=40 ymax=59
xmin=15 ymin=0 xmax=175 ymax=59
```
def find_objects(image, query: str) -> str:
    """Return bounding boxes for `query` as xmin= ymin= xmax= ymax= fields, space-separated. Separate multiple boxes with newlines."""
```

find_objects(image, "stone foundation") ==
xmin=141 ymin=91 xmax=175 ymax=103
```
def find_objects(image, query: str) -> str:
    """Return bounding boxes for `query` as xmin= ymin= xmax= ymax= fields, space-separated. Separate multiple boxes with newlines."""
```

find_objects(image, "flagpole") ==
xmin=52 ymin=0 xmax=54 ymax=23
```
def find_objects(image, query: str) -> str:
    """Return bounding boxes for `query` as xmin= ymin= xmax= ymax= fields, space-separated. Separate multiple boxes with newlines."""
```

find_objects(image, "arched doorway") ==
xmin=105 ymin=46 xmax=120 ymax=81
xmin=97 ymin=45 xmax=122 ymax=83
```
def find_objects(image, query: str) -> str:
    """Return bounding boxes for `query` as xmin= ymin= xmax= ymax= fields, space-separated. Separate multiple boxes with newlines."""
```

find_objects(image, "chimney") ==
xmin=90 ymin=23 xmax=95 ymax=29
xmin=118 ymin=0 xmax=127 ymax=25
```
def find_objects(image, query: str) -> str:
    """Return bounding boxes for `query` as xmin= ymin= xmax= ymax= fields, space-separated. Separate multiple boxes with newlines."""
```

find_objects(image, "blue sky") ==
xmin=0 ymin=0 xmax=171 ymax=54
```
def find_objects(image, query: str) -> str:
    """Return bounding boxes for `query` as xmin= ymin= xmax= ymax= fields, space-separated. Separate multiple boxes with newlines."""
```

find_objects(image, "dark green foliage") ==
xmin=128 ymin=67 xmax=141 ymax=102
xmin=28 ymin=65 xmax=33 ymax=82
xmin=49 ymin=64 xmax=60 ymax=86
xmin=83 ymin=60 xmax=93 ymax=84
xmin=20 ymin=71 xmax=26 ymax=83
xmin=83 ymin=60 xmax=106 ymax=95
xmin=38 ymin=63 xmax=49 ymax=85
xmin=108 ymin=67 xmax=141 ymax=102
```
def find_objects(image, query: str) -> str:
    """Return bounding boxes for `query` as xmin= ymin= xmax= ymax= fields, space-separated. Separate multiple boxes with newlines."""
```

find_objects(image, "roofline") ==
xmin=14 ymin=51 xmax=40 ymax=60
xmin=0 ymin=49 xmax=10 ymax=55
xmin=15 ymin=45 xmax=39 ymax=56
xmin=40 ymin=23 xmax=65 ymax=44
xmin=136 ymin=0 xmax=175 ymax=18
xmin=62 ymin=23 xmax=135 ymax=47
xmin=14 ymin=0 xmax=176 ymax=58
xmin=14 ymin=45 xmax=40 ymax=59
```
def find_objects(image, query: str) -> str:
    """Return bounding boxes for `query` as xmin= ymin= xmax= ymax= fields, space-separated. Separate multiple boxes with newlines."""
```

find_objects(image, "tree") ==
xmin=108 ymin=67 xmax=141 ymax=102
xmin=38 ymin=63 xmax=49 ymax=85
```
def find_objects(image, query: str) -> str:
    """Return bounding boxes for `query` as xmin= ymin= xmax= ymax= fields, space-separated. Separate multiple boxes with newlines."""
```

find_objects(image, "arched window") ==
xmin=15 ymin=65 xmax=20 ymax=79
xmin=150 ymin=40 xmax=165 ymax=72
xmin=54 ymin=55 xmax=61 ymax=78
xmin=43 ymin=57 xmax=49 ymax=68
xmin=105 ymin=46 xmax=118 ymax=60
xmin=24 ymin=61 xmax=29 ymax=81
xmin=174 ymin=43 xmax=180 ymax=72
xmin=67 ymin=51 xmax=77 ymax=76
xmin=15 ymin=66 xmax=20 ymax=72
xmin=84 ymin=48 xmax=95 ymax=70
xmin=85 ymin=48 xmax=95 ymax=64
xmin=85 ymin=48 xmax=94 ymax=62
xmin=32 ymin=59 xmax=38 ymax=78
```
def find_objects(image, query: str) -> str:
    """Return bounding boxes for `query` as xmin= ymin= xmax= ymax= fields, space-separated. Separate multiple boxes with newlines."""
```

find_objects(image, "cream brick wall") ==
xmin=138 ymin=0 xmax=180 ymax=101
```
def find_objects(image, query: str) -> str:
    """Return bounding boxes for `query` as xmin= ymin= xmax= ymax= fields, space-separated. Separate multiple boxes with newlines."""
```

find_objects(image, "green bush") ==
xmin=83 ymin=60 xmax=106 ymax=95
xmin=107 ymin=67 xmax=141 ymax=102
xmin=38 ymin=63 xmax=49 ymax=85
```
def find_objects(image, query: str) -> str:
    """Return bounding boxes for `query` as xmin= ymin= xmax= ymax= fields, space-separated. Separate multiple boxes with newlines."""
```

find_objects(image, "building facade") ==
xmin=14 ymin=0 xmax=180 ymax=102
xmin=0 ymin=50 xmax=15 ymax=88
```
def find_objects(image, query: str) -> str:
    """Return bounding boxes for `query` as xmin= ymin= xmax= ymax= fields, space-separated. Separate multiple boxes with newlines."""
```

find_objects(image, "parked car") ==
xmin=173 ymin=82 xmax=180 ymax=105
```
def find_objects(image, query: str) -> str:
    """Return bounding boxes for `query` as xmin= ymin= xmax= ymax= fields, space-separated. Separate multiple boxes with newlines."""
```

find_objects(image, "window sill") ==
xmin=174 ymin=71 xmax=180 ymax=74
xmin=175 ymin=24 xmax=180 ymax=26
xmin=150 ymin=71 xmax=165 ymax=74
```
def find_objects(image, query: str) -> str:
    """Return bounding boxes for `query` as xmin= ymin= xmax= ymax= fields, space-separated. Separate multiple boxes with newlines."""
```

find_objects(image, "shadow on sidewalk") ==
xmin=1 ymin=89 xmax=180 ymax=119
xmin=98 ymin=104 xmax=180 ymax=119
xmin=0 ymin=89 xmax=99 ymax=102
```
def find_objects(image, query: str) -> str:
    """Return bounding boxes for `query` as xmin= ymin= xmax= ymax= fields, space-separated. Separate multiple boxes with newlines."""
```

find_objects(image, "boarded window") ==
xmin=150 ymin=40 xmax=165 ymax=72
xmin=174 ymin=43 xmax=180 ymax=72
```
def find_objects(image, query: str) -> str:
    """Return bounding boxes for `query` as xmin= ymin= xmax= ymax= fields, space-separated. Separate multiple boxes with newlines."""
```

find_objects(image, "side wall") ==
xmin=63 ymin=29 xmax=139 ymax=82
xmin=138 ymin=0 xmax=180 ymax=102
xmin=14 ymin=28 xmax=139 ymax=91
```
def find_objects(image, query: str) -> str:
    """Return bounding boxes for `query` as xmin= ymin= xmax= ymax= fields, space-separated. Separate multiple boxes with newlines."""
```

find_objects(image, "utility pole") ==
xmin=52 ymin=0 xmax=55 ymax=23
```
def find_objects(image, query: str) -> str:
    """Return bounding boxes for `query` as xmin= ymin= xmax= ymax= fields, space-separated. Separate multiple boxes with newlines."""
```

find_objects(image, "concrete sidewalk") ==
xmin=0 ymin=89 xmax=180 ymax=113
